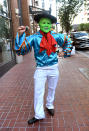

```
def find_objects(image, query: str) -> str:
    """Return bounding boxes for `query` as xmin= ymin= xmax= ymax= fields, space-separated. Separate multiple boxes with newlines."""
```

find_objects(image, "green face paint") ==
xmin=39 ymin=18 xmax=52 ymax=33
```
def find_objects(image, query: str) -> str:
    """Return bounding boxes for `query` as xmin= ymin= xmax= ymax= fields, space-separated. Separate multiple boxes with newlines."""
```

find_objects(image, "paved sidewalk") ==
xmin=0 ymin=52 xmax=89 ymax=131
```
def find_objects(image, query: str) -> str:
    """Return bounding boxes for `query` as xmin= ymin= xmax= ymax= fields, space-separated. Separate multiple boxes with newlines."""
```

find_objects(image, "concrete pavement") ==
xmin=0 ymin=51 xmax=89 ymax=131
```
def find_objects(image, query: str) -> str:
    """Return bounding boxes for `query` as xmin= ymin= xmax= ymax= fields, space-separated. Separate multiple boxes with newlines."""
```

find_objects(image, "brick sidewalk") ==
xmin=0 ymin=52 xmax=89 ymax=131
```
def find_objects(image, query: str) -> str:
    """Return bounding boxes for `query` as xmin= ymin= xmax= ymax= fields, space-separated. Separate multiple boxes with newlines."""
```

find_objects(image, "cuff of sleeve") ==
xmin=14 ymin=32 xmax=26 ymax=51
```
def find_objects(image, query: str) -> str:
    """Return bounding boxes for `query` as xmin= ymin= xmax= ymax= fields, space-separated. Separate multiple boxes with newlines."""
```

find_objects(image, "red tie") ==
xmin=39 ymin=30 xmax=57 ymax=56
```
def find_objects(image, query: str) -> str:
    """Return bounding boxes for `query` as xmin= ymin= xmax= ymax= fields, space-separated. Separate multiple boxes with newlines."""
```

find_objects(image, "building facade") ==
xmin=72 ymin=0 xmax=89 ymax=30
xmin=83 ymin=0 xmax=89 ymax=23
xmin=0 ymin=0 xmax=16 ymax=77
xmin=0 ymin=0 xmax=31 ymax=77
xmin=0 ymin=0 xmax=52 ymax=77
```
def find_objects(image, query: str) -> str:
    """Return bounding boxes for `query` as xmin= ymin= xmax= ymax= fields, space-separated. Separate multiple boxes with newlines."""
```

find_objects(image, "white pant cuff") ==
xmin=35 ymin=115 xmax=45 ymax=119
xmin=46 ymin=105 xmax=54 ymax=109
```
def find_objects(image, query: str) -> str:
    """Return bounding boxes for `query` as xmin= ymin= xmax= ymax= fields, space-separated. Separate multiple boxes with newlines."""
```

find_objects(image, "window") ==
xmin=0 ymin=0 xmax=15 ymax=65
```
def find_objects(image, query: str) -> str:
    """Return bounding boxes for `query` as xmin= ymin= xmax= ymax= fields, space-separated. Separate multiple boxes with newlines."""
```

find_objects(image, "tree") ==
xmin=78 ymin=23 xmax=85 ymax=31
xmin=78 ymin=23 xmax=89 ymax=32
xmin=58 ymin=0 xmax=83 ymax=34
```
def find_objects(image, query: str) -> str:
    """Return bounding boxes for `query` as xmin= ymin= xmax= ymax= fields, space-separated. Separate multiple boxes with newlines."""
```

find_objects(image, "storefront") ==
xmin=0 ymin=0 xmax=51 ymax=77
xmin=0 ymin=0 xmax=16 ymax=77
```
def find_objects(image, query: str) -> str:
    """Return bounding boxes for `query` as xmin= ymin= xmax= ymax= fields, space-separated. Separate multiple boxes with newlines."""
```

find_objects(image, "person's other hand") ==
xmin=18 ymin=26 xmax=28 ymax=36
xmin=58 ymin=51 xmax=64 ymax=57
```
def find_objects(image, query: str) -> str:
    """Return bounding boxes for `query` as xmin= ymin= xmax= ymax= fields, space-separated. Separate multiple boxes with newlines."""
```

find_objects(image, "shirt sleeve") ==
xmin=14 ymin=32 xmax=34 ymax=55
xmin=57 ymin=33 xmax=73 ymax=57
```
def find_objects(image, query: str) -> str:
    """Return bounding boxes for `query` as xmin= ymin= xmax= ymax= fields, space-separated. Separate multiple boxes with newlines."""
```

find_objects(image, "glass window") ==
xmin=0 ymin=0 xmax=14 ymax=65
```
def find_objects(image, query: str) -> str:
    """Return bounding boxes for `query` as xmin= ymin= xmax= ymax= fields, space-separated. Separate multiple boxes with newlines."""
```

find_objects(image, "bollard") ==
xmin=16 ymin=54 xmax=23 ymax=64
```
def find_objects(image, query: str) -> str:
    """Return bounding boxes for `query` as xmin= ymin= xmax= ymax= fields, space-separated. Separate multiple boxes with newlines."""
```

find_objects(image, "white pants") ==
xmin=34 ymin=64 xmax=59 ymax=119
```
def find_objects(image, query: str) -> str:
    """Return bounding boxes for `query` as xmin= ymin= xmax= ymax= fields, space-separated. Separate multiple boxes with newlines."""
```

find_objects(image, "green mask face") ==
xmin=39 ymin=18 xmax=52 ymax=33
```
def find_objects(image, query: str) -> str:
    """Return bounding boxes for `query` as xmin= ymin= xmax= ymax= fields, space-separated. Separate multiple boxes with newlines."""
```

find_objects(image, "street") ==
xmin=77 ymin=50 xmax=89 ymax=58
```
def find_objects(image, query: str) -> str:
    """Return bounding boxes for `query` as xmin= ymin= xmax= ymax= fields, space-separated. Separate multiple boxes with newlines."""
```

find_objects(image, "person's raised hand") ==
xmin=58 ymin=51 xmax=64 ymax=57
xmin=18 ymin=26 xmax=28 ymax=36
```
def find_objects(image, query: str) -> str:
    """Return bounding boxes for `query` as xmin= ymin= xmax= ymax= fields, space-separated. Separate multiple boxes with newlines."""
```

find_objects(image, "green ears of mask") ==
xmin=39 ymin=18 xmax=52 ymax=33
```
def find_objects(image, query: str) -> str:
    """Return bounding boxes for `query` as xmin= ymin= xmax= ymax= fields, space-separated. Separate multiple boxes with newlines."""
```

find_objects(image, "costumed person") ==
xmin=14 ymin=12 xmax=72 ymax=124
